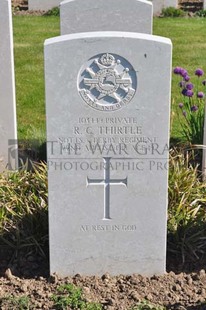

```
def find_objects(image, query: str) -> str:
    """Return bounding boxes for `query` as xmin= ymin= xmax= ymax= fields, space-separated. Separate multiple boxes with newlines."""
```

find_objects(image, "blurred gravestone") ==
xmin=150 ymin=0 xmax=178 ymax=15
xmin=28 ymin=0 xmax=61 ymax=11
xmin=0 ymin=0 xmax=18 ymax=171
xmin=60 ymin=0 xmax=153 ymax=35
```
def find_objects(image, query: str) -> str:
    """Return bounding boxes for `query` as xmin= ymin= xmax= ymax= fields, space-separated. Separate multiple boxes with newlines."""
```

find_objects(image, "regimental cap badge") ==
xmin=78 ymin=53 xmax=137 ymax=112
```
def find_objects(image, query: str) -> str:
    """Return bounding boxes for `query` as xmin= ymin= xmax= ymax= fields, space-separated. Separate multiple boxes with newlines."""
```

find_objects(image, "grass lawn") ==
xmin=13 ymin=16 xmax=206 ymax=141
xmin=13 ymin=16 xmax=59 ymax=141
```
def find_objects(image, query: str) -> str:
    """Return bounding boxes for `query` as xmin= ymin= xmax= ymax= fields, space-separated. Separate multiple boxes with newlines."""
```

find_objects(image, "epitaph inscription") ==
xmin=78 ymin=53 xmax=137 ymax=111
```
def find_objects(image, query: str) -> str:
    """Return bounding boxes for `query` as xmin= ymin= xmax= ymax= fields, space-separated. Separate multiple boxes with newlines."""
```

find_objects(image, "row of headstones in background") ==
xmin=28 ymin=0 xmax=61 ymax=11
xmin=60 ymin=0 xmax=153 ymax=35
xmin=0 ymin=0 xmax=18 ymax=172
xmin=45 ymin=0 xmax=172 ymax=276
xmin=151 ymin=0 xmax=178 ymax=15
xmin=28 ymin=0 xmax=178 ymax=15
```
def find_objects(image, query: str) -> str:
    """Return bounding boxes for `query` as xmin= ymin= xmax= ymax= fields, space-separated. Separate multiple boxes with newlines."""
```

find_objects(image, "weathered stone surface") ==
xmin=45 ymin=31 xmax=172 ymax=276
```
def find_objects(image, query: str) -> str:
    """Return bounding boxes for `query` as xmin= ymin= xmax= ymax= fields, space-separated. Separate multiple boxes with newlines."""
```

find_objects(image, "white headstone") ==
xmin=28 ymin=0 xmax=61 ymax=11
xmin=0 ymin=0 xmax=18 ymax=171
xmin=60 ymin=0 xmax=153 ymax=35
xmin=204 ymin=0 xmax=206 ymax=10
xmin=150 ymin=0 xmax=178 ymax=15
xmin=45 ymin=31 xmax=172 ymax=277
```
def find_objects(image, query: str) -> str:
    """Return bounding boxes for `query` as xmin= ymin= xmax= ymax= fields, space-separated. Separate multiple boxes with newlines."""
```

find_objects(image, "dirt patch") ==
xmin=1 ymin=269 xmax=206 ymax=309
xmin=0 ymin=247 xmax=206 ymax=309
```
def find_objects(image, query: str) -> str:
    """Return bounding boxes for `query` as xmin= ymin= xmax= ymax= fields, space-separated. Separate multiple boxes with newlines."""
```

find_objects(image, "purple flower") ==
xmin=186 ymin=90 xmax=194 ymax=97
xmin=173 ymin=67 xmax=182 ymax=74
xmin=183 ymin=110 xmax=187 ymax=117
xmin=195 ymin=68 xmax=204 ymax=77
xmin=197 ymin=91 xmax=204 ymax=98
xmin=179 ymin=103 xmax=184 ymax=108
xmin=182 ymin=88 xmax=187 ymax=96
xmin=180 ymin=68 xmax=188 ymax=78
xmin=184 ymin=75 xmax=190 ymax=82
xmin=202 ymin=80 xmax=206 ymax=86
xmin=186 ymin=83 xmax=194 ymax=90
xmin=179 ymin=81 xmax=185 ymax=88
xmin=191 ymin=105 xmax=198 ymax=112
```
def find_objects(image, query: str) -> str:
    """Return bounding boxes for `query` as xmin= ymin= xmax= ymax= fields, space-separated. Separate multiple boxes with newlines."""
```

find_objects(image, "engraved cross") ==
xmin=87 ymin=157 xmax=127 ymax=220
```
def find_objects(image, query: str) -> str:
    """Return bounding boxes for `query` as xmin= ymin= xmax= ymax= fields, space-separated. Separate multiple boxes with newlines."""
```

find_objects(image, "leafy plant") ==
xmin=44 ymin=6 xmax=60 ymax=16
xmin=173 ymin=67 xmax=206 ymax=144
xmin=131 ymin=300 xmax=165 ymax=310
xmin=195 ymin=10 xmax=206 ymax=17
xmin=161 ymin=7 xmax=185 ymax=17
xmin=168 ymin=149 xmax=206 ymax=263
xmin=52 ymin=284 xmax=102 ymax=310
xmin=0 ymin=162 xmax=48 ymax=260
xmin=0 ymin=295 xmax=30 ymax=310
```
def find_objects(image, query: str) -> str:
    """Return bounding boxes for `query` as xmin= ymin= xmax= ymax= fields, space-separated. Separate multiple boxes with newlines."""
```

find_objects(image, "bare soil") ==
xmin=0 ymin=248 xmax=206 ymax=309
xmin=1 ymin=267 xmax=206 ymax=309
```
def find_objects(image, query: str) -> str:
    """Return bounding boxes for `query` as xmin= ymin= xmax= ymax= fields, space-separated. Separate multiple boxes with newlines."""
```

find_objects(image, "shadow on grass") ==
xmin=0 ymin=211 xmax=49 ymax=278
xmin=167 ymin=225 xmax=206 ymax=274
xmin=18 ymin=140 xmax=47 ymax=169
xmin=169 ymin=137 xmax=184 ymax=148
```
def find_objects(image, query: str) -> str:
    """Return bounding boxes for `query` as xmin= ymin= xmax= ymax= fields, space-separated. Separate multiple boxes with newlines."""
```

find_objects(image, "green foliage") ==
xmin=195 ymin=10 xmax=206 ymax=17
xmin=168 ymin=150 xmax=206 ymax=263
xmin=131 ymin=300 xmax=165 ymax=310
xmin=161 ymin=7 xmax=185 ymax=17
xmin=0 ymin=295 xmax=30 ymax=310
xmin=0 ymin=162 xmax=48 ymax=258
xmin=153 ymin=18 xmax=206 ymax=140
xmin=44 ymin=6 xmax=60 ymax=16
xmin=13 ymin=16 xmax=59 ymax=141
xmin=52 ymin=284 xmax=102 ymax=310
xmin=173 ymin=67 xmax=206 ymax=145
